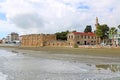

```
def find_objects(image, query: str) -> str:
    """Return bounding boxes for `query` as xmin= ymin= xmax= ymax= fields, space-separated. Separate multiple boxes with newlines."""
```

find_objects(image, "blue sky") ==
xmin=0 ymin=0 xmax=120 ymax=39
xmin=0 ymin=12 xmax=7 ymax=21
xmin=0 ymin=0 xmax=5 ymax=2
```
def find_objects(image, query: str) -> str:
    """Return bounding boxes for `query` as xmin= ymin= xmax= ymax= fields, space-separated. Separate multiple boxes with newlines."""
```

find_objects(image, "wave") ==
xmin=0 ymin=72 xmax=7 ymax=80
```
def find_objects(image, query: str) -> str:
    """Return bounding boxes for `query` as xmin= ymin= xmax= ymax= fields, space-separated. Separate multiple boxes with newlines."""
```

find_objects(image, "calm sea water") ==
xmin=0 ymin=49 xmax=120 ymax=80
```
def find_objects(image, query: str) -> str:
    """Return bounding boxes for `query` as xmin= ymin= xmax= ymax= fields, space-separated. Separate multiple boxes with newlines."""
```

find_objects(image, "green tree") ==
xmin=109 ymin=27 xmax=117 ymax=35
xmin=95 ymin=24 xmax=109 ymax=44
xmin=72 ymin=30 xmax=77 ymax=32
xmin=55 ymin=30 xmax=69 ymax=40
xmin=118 ymin=25 xmax=120 ymax=29
xmin=95 ymin=29 xmax=103 ymax=38
xmin=101 ymin=24 xmax=109 ymax=40
xmin=84 ymin=25 xmax=92 ymax=33
xmin=95 ymin=29 xmax=103 ymax=44
xmin=109 ymin=27 xmax=117 ymax=45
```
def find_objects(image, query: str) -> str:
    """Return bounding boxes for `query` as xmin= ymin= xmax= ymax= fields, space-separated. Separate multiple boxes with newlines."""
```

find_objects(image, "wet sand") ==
xmin=1 ymin=46 xmax=120 ymax=63
xmin=0 ymin=46 xmax=120 ymax=80
xmin=2 ymin=46 xmax=120 ymax=57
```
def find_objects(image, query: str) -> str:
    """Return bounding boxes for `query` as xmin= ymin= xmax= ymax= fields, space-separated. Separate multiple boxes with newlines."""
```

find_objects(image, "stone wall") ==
xmin=21 ymin=34 xmax=56 ymax=47
xmin=21 ymin=32 xmax=98 ymax=47
xmin=45 ymin=40 xmax=68 ymax=47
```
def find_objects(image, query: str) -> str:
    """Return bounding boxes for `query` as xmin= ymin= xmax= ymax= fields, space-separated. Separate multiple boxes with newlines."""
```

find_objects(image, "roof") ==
xmin=11 ymin=32 xmax=18 ymax=35
xmin=72 ymin=32 xmax=96 ymax=36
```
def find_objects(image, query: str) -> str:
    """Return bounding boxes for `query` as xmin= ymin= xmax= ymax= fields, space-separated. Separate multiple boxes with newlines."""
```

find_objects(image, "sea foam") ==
xmin=0 ymin=72 xmax=7 ymax=80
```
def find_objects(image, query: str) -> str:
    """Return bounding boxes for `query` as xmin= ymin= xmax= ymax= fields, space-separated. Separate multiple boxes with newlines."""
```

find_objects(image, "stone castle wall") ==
xmin=21 ymin=32 xmax=98 ymax=47
xmin=21 ymin=34 xmax=56 ymax=47
xmin=45 ymin=40 xmax=68 ymax=47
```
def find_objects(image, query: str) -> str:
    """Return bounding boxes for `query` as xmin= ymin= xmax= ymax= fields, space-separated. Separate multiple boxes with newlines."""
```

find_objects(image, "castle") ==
xmin=21 ymin=18 xmax=99 ymax=47
xmin=21 ymin=34 xmax=56 ymax=47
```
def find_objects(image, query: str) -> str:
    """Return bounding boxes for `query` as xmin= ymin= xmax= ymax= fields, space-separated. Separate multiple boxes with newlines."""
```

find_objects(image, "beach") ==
xmin=0 ymin=47 xmax=120 ymax=80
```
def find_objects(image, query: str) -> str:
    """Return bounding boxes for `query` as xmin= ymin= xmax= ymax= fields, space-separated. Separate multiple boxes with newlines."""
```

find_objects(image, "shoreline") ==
xmin=0 ymin=45 xmax=120 ymax=65
xmin=0 ymin=43 xmax=120 ymax=49
xmin=0 ymin=45 xmax=120 ymax=58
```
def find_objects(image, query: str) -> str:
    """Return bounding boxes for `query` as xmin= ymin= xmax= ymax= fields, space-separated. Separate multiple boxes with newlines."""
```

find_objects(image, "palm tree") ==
xmin=95 ymin=24 xmax=109 ymax=45
xmin=109 ymin=27 xmax=117 ymax=45
xmin=118 ymin=25 xmax=120 ymax=29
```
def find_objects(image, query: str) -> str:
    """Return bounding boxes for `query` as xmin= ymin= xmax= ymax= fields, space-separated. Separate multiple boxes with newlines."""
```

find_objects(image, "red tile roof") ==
xmin=73 ymin=32 xmax=96 ymax=36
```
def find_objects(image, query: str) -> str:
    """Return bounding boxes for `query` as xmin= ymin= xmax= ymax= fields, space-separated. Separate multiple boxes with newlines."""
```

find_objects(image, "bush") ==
xmin=73 ymin=44 xmax=78 ymax=48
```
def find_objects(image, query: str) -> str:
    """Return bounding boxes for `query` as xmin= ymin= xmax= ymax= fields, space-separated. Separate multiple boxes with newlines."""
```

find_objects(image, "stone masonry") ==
xmin=21 ymin=34 xmax=56 ymax=47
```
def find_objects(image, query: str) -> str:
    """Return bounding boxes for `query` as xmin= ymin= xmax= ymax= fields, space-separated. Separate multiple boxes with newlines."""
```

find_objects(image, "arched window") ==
xmin=71 ymin=35 xmax=73 ymax=39
xmin=77 ymin=41 xmax=80 ymax=45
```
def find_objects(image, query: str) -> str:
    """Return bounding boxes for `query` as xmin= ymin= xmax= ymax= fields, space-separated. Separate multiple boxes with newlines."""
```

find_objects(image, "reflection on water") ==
xmin=11 ymin=50 xmax=19 ymax=53
xmin=0 ymin=49 xmax=120 ymax=80
xmin=96 ymin=64 xmax=120 ymax=72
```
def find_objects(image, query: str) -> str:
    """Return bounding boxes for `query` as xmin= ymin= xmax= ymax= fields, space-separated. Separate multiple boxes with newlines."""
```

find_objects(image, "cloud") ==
xmin=0 ymin=20 xmax=23 ymax=38
xmin=0 ymin=0 xmax=120 ymax=38
xmin=11 ymin=13 xmax=44 ymax=29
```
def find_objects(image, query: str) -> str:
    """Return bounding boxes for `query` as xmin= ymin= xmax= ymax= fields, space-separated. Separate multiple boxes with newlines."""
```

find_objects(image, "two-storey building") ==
xmin=113 ymin=32 xmax=120 ymax=46
xmin=67 ymin=32 xmax=97 ymax=46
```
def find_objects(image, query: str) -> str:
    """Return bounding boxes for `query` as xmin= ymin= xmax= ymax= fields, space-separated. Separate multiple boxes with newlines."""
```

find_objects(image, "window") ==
xmin=88 ymin=36 xmax=90 ymax=39
xmin=71 ymin=35 xmax=73 ymax=39
xmin=77 ymin=35 xmax=79 ymax=39
xmin=77 ymin=41 xmax=80 ymax=45
xmin=68 ymin=35 xmax=70 ymax=39
xmin=84 ymin=36 xmax=86 ymax=39
xmin=91 ymin=36 xmax=93 ymax=39
xmin=81 ymin=35 xmax=83 ymax=38
xmin=94 ymin=37 xmax=96 ymax=39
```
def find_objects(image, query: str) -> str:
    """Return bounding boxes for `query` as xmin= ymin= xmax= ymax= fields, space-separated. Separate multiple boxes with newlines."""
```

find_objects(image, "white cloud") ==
xmin=0 ymin=0 xmax=120 ymax=38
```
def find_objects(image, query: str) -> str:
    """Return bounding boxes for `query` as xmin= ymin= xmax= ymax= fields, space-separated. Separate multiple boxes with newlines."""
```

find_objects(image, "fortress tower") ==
xmin=95 ymin=17 xmax=101 ymax=44
xmin=95 ymin=17 xmax=99 ymax=30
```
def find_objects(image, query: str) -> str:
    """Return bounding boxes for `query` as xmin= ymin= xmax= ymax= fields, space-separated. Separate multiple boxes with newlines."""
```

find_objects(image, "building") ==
xmin=45 ymin=40 xmax=68 ymax=47
xmin=19 ymin=35 xmax=23 ymax=43
xmin=6 ymin=32 xmax=19 ymax=43
xmin=21 ymin=32 xmax=97 ymax=47
xmin=0 ymin=40 xmax=2 ymax=43
xmin=67 ymin=32 xmax=97 ymax=46
xmin=113 ymin=31 xmax=120 ymax=46
xmin=2 ymin=38 xmax=7 ymax=44
xmin=95 ymin=17 xmax=101 ymax=44
xmin=21 ymin=18 xmax=103 ymax=47
xmin=95 ymin=17 xmax=99 ymax=30
xmin=21 ymin=34 xmax=56 ymax=47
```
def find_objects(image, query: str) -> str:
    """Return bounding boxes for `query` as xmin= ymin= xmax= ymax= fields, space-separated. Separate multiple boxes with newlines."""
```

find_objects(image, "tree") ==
xmin=72 ymin=30 xmax=77 ymax=32
xmin=95 ymin=29 xmax=103 ymax=38
xmin=55 ymin=30 xmax=69 ymax=40
xmin=84 ymin=25 xmax=92 ymax=33
xmin=101 ymin=24 xmax=109 ymax=40
xmin=118 ymin=25 xmax=120 ymax=29
xmin=109 ymin=27 xmax=117 ymax=45
xmin=95 ymin=28 xmax=103 ymax=44
xmin=109 ymin=27 xmax=117 ymax=35
xmin=95 ymin=24 xmax=109 ymax=44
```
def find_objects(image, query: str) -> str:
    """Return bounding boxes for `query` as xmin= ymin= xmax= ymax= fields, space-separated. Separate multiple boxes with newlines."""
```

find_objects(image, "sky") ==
xmin=0 ymin=0 xmax=120 ymax=39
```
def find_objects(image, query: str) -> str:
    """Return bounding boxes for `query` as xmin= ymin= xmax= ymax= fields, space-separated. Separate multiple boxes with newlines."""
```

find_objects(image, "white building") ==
xmin=6 ymin=32 xmax=19 ymax=43
xmin=2 ymin=38 xmax=7 ymax=44
xmin=114 ymin=32 xmax=120 ymax=45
